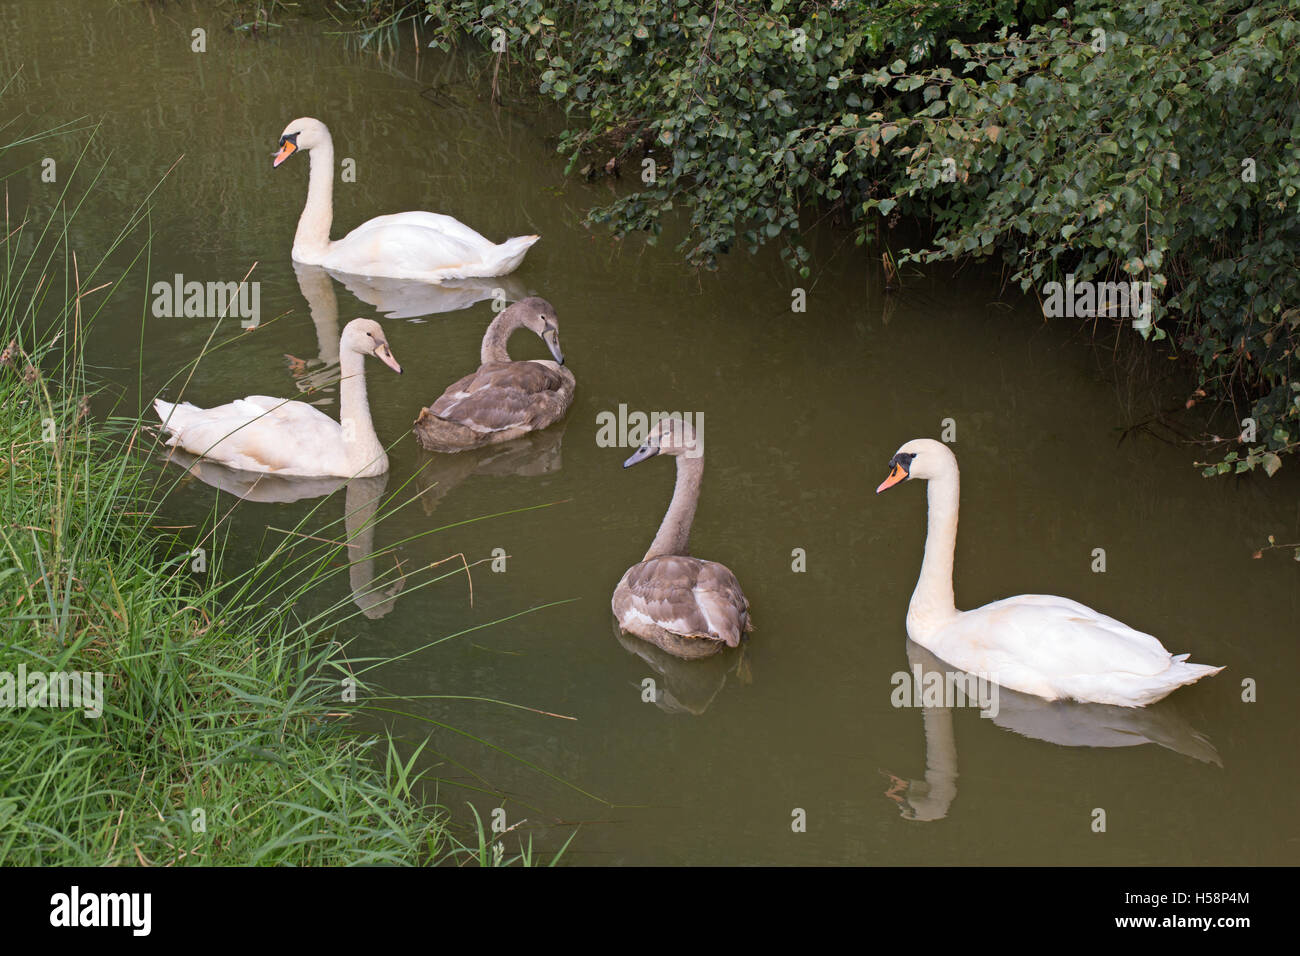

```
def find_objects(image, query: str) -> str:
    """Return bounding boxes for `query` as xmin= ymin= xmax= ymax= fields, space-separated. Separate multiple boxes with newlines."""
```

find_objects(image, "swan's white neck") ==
xmin=908 ymin=466 xmax=960 ymax=640
xmin=293 ymin=136 xmax=336 ymax=262
xmin=645 ymin=454 xmax=702 ymax=561
xmin=338 ymin=347 xmax=387 ymax=477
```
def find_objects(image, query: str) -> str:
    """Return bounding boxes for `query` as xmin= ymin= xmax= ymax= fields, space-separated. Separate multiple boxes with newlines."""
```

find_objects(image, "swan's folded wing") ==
xmin=343 ymin=211 xmax=495 ymax=248
xmin=234 ymin=395 xmax=322 ymax=422
xmin=160 ymin=396 xmax=340 ymax=472
xmin=617 ymin=556 xmax=750 ymax=646
xmin=936 ymin=595 xmax=1176 ymax=682
xmin=428 ymin=362 xmax=572 ymax=434
xmin=332 ymin=217 xmax=489 ymax=277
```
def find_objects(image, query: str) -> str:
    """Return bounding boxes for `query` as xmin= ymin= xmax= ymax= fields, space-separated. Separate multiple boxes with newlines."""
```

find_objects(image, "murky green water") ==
xmin=7 ymin=0 xmax=1299 ymax=865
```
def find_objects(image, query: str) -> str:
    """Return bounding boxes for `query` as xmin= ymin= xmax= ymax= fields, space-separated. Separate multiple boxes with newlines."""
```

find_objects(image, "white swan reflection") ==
xmin=885 ymin=640 xmax=1221 ymax=822
xmin=330 ymin=269 xmax=529 ymax=320
xmin=163 ymin=450 xmax=405 ymax=619
xmin=289 ymin=262 xmax=530 ymax=395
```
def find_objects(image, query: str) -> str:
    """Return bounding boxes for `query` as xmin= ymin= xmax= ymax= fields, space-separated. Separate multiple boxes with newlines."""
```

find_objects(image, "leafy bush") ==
xmin=413 ymin=0 xmax=1297 ymax=475
xmin=419 ymin=1 xmax=1051 ymax=265
xmin=866 ymin=1 xmax=1300 ymax=477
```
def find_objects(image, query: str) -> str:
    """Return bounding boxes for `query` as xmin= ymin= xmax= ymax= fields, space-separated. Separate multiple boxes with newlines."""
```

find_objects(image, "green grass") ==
xmin=0 ymin=259 xmax=447 ymax=865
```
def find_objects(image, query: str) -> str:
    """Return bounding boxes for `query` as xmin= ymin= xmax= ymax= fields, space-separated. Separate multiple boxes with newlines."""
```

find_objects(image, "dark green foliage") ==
xmin=333 ymin=2 xmax=1299 ymax=474
xmin=419 ymin=1 xmax=1052 ymax=268
xmin=869 ymin=1 xmax=1300 ymax=478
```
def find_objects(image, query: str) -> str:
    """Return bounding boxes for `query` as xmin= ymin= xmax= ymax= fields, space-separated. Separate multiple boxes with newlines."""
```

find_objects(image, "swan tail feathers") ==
xmin=1139 ymin=660 xmax=1223 ymax=706
xmin=1174 ymin=662 xmax=1224 ymax=683
xmin=153 ymin=398 xmax=196 ymax=443
xmin=488 ymin=234 xmax=540 ymax=276
xmin=156 ymin=398 xmax=182 ymax=439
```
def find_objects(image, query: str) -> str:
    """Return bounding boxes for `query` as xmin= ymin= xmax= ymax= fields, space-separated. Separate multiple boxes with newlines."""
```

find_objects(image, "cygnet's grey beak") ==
xmin=623 ymin=444 xmax=658 ymax=468
xmin=543 ymin=329 xmax=564 ymax=366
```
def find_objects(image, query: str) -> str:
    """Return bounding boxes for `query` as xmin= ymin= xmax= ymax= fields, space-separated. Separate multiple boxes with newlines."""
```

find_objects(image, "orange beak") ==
xmin=876 ymin=463 xmax=908 ymax=494
xmin=272 ymin=140 xmax=297 ymax=168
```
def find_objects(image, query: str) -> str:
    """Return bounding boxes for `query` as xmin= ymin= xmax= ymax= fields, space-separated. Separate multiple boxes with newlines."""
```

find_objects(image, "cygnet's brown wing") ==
xmin=614 ymin=555 xmax=751 ymax=646
xmin=427 ymin=361 xmax=572 ymax=436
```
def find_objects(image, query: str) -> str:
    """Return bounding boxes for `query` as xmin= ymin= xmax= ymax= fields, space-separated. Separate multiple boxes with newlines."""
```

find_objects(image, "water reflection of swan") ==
xmin=163 ymin=450 xmax=405 ymax=619
xmin=330 ymin=270 xmax=529 ymax=320
xmin=885 ymin=641 xmax=1221 ymax=822
xmin=611 ymin=618 xmax=750 ymax=716
xmin=290 ymin=261 xmax=346 ymax=395
xmin=413 ymin=421 xmax=567 ymax=515
xmin=291 ymin=264 xmax=530 ymax=396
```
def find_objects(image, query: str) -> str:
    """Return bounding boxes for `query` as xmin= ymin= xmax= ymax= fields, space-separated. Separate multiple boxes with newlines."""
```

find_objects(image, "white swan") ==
xmin=876 ymin=438 xmax=1223 ymax=707
xmin=273 ymin=117 xmax=539 ymax=282
xmin=155 ymin=319 xmax=402 ymax=478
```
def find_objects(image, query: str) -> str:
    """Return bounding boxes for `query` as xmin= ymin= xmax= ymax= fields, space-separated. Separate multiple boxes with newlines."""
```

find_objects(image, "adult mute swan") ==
xmin=613 ymin=417 xmax=752 ymax=659
xmin=876 ymin=439 xmax=1222 ymax=707
xmin=273 ymin=117 xmax=539 ymax=282
xmin=412 ymin=297 xmax=574 ymax=452
xmin=155 ymin=319 xmax=402 ymax=478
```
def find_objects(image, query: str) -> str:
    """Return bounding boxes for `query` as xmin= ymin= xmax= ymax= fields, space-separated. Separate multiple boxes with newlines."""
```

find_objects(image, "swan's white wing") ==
xmin=325 ymin=214 xmax=538 ymax=280
xmin=343 ymin=211 xmax=495 ymax=247
xmin=155 ymin=397 xmax=342 ymax=474
xmin=923 ymin=595 xmax=1219 ymax=706
xmin=326 ymin=221 xmax=486 ymax=278
xmin=932 ymin=595 xmax=1172 ymax=675
xmin=925 ymin=598 xmax=1162 ymax=699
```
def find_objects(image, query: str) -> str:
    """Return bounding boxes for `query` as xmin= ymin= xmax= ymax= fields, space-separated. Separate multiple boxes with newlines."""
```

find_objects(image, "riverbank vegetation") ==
xmin=0 ymin=121 xmax=463 ymax=864
xmin=318 ymin=0 xmax=1298 ymax=477
xmin=0 ymin=269 xmax=445 ymax=865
